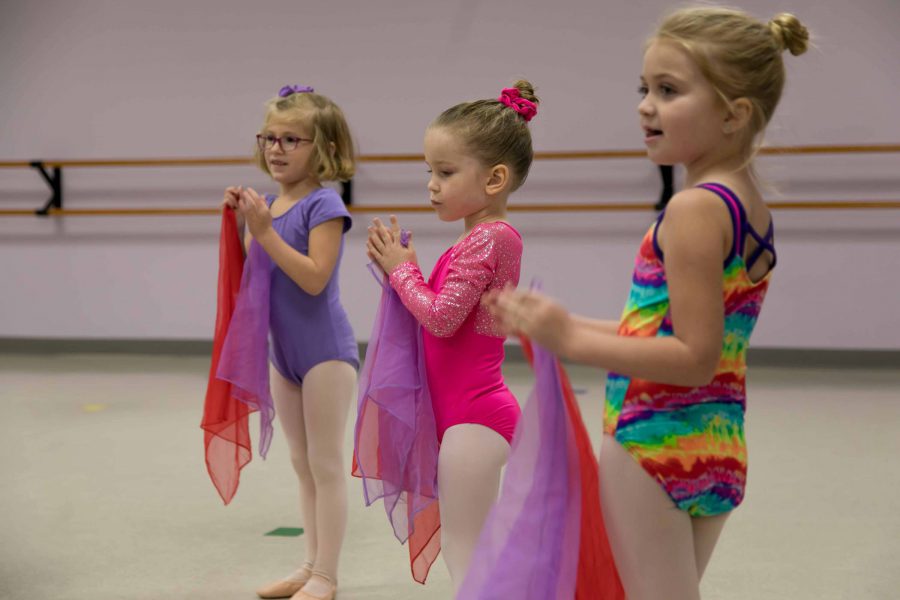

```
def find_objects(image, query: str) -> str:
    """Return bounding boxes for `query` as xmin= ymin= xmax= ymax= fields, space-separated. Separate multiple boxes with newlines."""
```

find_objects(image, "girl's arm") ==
xmin=389 ymin=250 xmax=494 ymax=338
xmin=491 ymin=189 xmax=729 ymax=387
xmin=255 ymin=219 xmax=344 ymax=296
xmin=239 ymin=188 xmax=344 ymax=296
xmin=569 ymin=315 xmax=621 ymax=336
xmin=368 ymin=217 xmax=499 ymax=338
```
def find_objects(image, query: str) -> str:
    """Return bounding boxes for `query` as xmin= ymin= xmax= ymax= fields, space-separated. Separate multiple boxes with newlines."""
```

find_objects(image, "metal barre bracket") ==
xmin=29 ymin=161 xmax=63 ymax=216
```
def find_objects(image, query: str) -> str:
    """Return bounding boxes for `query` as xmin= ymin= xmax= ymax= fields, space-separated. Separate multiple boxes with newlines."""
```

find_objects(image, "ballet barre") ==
xmin=1 ymin=144 xmax=898 ymax=216
xmin=0 ymin=200 xmax=898 ymax=217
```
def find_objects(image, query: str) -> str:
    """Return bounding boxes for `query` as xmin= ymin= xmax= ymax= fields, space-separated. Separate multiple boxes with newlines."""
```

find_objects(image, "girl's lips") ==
xmin=644 ymin=128 xmax=663 ymax=144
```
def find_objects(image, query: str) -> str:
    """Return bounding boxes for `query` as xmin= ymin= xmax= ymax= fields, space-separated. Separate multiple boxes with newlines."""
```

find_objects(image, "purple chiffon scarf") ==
xmin=352 ymin=267 xmax=440 ymax=552
xmin=456 ymin=341 xmax=582 ymax=599
xmin=216 ymin=239 xmax=276 ymax=458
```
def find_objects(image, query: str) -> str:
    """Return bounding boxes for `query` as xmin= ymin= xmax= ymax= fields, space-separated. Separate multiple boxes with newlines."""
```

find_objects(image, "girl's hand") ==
xmin=484 ymin=286 xmax=573 ymax=355
xmin=367 ymin=215 xmax=417 ymax=274
xmin=222 ymin=185 xmax=242 ymax=210
xmin=237 ymin=187 xmax=273 ymax=239
xmin=366 ymin=246 xmax=388 ymax=279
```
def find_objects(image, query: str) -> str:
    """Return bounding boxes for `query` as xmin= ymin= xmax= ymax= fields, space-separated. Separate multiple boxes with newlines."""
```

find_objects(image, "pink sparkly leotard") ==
xmin=389 ymin=221 xmax=523 ymax=444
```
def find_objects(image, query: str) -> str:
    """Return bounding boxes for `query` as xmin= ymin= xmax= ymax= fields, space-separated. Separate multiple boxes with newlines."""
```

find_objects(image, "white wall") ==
xmin=1 ymin=0 xmax=899 ymax=349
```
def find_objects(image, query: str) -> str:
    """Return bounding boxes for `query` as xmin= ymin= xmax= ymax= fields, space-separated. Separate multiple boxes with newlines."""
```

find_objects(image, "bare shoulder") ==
xmin=658 ymin=188 xmax=732 ymax=256
xmin=665 ymin=187 xmax=731 ymax=220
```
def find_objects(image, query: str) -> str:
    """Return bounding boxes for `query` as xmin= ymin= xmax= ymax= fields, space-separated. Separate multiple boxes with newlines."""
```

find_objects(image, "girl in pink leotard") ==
xmin=391 ymin=219 xmax=522 ymax=446
xmin=365 ymin=80 xmax=538 ymax=593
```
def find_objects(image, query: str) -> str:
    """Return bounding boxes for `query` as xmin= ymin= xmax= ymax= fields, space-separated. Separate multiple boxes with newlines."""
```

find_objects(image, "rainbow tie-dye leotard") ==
xmin=604 ymin=183 xmax=776 ymax=517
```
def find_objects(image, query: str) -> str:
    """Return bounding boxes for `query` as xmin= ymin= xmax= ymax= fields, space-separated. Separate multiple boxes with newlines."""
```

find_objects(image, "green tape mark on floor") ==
xmin=265 ymin=527 xmax=304 ymax=537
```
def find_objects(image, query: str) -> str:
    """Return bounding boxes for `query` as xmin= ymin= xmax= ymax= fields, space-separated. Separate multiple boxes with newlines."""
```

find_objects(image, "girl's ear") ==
xmin=723 ymin=97 xmax=753 ymax=134
xmin=485 ymin=164 xmax=511 ymax=196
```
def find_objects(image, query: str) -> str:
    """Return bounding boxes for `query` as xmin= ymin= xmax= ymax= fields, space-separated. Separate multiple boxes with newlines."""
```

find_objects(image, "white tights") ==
xmin=598 ymin=435 xmax=729 ymax=600
xmin=438 ymin=424 xmax=510 ymax=594
xmin=270 ymin=361 xmax=356 ymax=583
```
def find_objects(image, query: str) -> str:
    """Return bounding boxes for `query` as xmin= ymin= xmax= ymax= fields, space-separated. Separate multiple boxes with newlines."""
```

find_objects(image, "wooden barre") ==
xmin=1 ymin=144 xmax=899 ymax=169
xmin=1 ymin=200 xmax=898 ymax=217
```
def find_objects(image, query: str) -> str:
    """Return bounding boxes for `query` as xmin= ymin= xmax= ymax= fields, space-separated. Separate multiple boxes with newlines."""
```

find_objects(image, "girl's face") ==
xmin=423 ymin=126 xmax=494 ymax=223
xmin=638 ymin=39 xmax=729 ymax=169
xmin=260 ymin=118 xmax=317 ymax=186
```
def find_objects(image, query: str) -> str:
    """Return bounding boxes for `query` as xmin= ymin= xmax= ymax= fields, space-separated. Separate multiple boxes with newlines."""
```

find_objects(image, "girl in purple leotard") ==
xmin=223 ymin=85 xmax=356 ymax=600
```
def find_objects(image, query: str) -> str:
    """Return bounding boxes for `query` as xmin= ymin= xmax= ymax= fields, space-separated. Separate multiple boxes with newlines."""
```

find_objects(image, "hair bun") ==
xmin=511 ymin=80 xmax=539 ymax=105
xmin=769 ymin=13 xmax=809 ymax=56
xmin=498 ymin=80 xmax=539 ymax=122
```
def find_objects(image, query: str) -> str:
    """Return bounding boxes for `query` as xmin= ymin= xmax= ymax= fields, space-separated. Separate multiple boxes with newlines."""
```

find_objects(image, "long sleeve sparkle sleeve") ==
xmin=388 ymin=229 xmax=499 ymax=338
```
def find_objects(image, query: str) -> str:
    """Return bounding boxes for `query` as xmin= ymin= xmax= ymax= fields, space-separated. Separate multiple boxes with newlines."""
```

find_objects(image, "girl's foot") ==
xmin=291 ymin=571 xmax=337 ymax=600
xmin=256 ymin=561 xmax=314 ymax=599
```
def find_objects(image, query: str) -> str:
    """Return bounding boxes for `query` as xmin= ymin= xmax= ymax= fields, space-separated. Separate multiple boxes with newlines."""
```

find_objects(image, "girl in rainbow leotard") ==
xmin=604 ymin=181 xmax=776 ymax=516
xmin=487 ymin=7 xmax=809 ymax=598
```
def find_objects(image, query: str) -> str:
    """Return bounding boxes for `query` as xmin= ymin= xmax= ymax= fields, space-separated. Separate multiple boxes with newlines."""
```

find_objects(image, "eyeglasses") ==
xmin=256 ymin=133 xmax=313 ymax=152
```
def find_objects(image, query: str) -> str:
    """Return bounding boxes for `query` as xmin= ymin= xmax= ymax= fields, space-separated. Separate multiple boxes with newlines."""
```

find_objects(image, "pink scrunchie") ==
xmin=498 ymin=87 xmax=537 ymax=122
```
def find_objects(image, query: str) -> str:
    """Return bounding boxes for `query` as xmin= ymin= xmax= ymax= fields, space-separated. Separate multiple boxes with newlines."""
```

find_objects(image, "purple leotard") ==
xmin=267 ymin=188 xmax=358 ymax=383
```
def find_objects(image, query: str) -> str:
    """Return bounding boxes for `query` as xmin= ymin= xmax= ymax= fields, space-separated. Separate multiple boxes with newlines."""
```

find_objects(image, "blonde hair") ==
xmin=254 ymin=90 xmax=355 ymax=182
xmin=430 ymin=80 xmax=539 ymax=191
xmin=652 ymin=7 xmax=809 ymax=159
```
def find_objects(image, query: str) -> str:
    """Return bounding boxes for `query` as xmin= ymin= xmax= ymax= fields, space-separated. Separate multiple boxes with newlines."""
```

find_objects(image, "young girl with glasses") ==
xmin=222 ymin=85 xmax=357 ymax=600
xmin=487 ymin=8 xmax=809 ymax=599
xmin=361 ymin=80 xmax=537 ymax=594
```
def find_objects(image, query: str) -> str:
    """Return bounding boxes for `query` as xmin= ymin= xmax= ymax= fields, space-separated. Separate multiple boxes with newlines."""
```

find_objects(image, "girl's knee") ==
xmin=307 ymin=455 xmax=345 ymax=486
xmin=290 ymin=454 xmax=314 ymax=482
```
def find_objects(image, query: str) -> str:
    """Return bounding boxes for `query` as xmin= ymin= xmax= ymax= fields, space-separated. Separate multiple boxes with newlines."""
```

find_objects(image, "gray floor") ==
xmin=1 ymin=354 xmax=898 ymax=600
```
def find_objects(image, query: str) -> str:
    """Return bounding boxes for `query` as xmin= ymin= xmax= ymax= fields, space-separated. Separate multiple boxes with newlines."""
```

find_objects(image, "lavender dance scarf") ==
xmin=353 ymin=268 xmax=442 ymax=583
xmin=457 ymin=341 xmax=582 ymax=599
xmin=216 ymin=239 xmax=276 ymax=458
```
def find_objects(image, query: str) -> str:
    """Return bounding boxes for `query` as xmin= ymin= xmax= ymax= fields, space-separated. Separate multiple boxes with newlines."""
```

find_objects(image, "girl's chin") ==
xmin=271 ymin=172 xmax=301 ymax=184
xmin=434 ymin=209 xmax=460 ymax=223
xmin=645 ymin=148 xmax=680 ymax=166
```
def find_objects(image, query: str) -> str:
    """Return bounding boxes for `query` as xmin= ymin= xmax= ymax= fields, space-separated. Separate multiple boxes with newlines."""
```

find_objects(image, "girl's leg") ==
xmin=437 ymin=424 xmax=510 ymax=593
xmin=270 ymin=365 xmax=318 ymax=574
xmin=692 ymin=512 xmax=728 ymax=580
xmin=296 ymin=360 xmax=356 ymax=593
xmin=598 ymin=434 xmax=701 ymax=600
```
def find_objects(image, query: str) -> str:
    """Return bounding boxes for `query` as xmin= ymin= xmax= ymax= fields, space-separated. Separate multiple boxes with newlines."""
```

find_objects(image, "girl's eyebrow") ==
xmin=644 ymin=72 xmax=686 ymax=84
xmin=262 ymin=126 xmax=303 ymax=134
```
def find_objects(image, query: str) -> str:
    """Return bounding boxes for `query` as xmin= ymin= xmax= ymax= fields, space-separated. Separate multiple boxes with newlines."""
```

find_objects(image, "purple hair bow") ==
xmin=279 ymin=84 xmax=315 ymax=97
